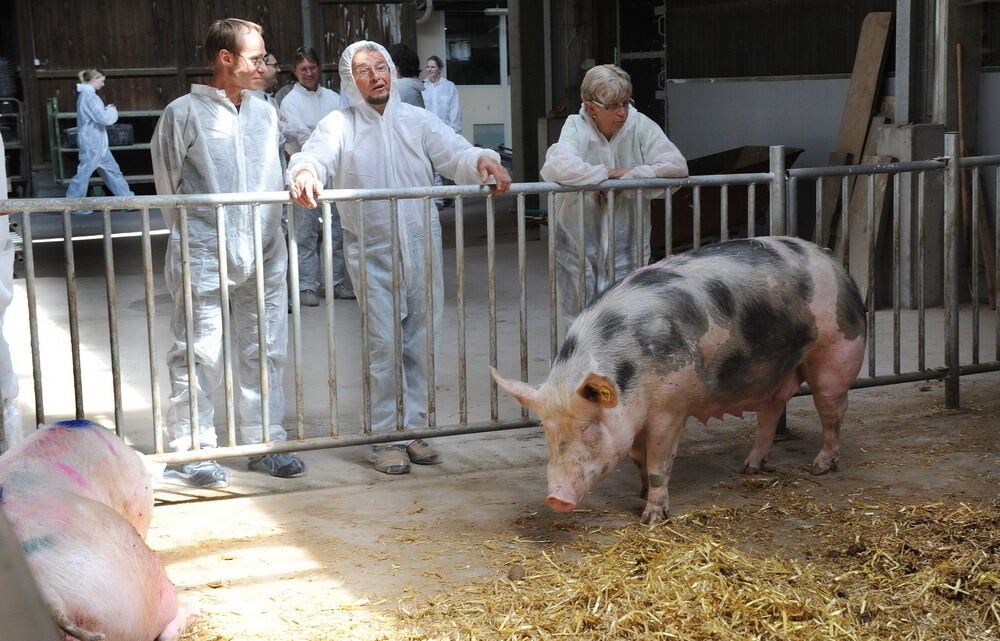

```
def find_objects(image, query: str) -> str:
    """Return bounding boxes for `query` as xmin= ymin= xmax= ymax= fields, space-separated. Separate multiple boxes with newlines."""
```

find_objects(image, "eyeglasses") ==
xmin=238 ymin=53 xmax=268 ymax=68
xmin=355 ymin=63 xmax=389 ymax=79
xmin=590 ymin=98 xmax=634 ymax=111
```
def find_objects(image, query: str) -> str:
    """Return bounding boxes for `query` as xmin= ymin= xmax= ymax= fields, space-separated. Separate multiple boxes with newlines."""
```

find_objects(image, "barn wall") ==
xmin=13 ymin=0 xmax=415 ymax=165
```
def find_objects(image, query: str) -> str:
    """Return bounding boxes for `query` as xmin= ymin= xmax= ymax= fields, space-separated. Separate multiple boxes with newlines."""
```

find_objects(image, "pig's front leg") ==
xmin=639 ymin=413 xmax=686 ymax=525
xmin=741 ymin=399 xmax=786 ymax=474
xmin=629 ymin=431 xmax=649 ymax=500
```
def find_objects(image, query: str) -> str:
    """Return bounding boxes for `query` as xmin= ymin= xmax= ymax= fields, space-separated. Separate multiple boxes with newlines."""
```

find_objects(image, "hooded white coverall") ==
xmin=151 ymin=85 xmax=288 ymax=452
xmin=280 ymin=83 xmax=348 ymax=293
xmin=540 ymin=105 xmax=688 ymax=320
xmin=65 ymin=83 xmax=134 ymax=199
xmin=421 ymin=77 xmax=461 ymax=133
xmin=287 ymin=41 xmax=499 ymax=436
xmin=0 ymin=134 xmax=21 ymax=450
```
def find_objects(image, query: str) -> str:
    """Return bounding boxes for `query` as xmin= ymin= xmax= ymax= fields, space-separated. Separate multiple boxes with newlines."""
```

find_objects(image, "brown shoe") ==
xmin=372 ymin=446 xmax=410 ymax=475
xmin=406 ymin=439 xmax=441 ymax=465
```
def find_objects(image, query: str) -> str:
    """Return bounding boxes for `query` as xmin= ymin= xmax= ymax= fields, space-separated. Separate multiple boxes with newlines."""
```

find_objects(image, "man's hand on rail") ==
xmin=290 ymin=170 xmax=324 ymax=209
xmin=477 ymin=156 xmax=512 ymax=194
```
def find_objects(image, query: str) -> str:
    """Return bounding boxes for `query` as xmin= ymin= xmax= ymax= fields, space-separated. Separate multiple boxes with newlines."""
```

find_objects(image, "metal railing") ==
xmin=1 ymin=133 xmax=996 ymax=463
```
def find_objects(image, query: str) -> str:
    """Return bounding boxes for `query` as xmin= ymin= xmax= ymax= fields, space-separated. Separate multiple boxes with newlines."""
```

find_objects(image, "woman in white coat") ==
xmin=422 ymin=55 xmax=462 ymax=209
xmin=540 ymin=64 xmax=688 ymax=321
xmin=64 ymin=69 xmax=133 ymax=212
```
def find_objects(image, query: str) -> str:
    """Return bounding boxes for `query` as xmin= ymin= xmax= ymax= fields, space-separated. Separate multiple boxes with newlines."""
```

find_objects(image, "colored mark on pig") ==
xmin=54 ymin=419 xmax=94 ymax=429
xmin=0 ymin=484 xmax=4 ymax=504
xmin=21 ymin=535 xmax=56 ymax=555
xmin=52 ymin=462 xmax=92 ymax=491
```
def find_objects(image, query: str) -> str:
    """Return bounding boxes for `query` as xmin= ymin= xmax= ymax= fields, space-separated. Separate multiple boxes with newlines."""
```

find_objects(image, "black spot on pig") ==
xmin=777 ymin=237 xmax=808 ymax=256
xmin=627 ymin=268 xmax=681 ymax=290
xmin=665 ymin=288 xmax=709 ymax=338
xmin=0 ymin=485 xmax=4 ymax=504
xmin=738 ymin=294 xmax=816 ymax=386
xmin=692 ymin=238 xmax=784 ymax=266
xmin=596 ymin=309 xmax=628 ymax=342
xmin=614 ymin=360 xmax=636 ymax=395
xmin=715 ymin=348 xmax=750 ymax=393
xmin=836 ymin=270 xmax=866 ymax=340
xmin=793 ymin=272 xmax=814 ymax=302
xmin=704 ymin=279 xmax=735 ymax=320
xmin=556 ymin=334 xmax=577 ymax=362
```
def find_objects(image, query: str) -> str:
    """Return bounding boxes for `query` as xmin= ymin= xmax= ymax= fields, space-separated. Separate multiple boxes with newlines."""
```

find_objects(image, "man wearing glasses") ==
xmin=152 ymin=18 xmax=305 ymax=488
xmin=289 ymin=41 xmax=511 ymax=476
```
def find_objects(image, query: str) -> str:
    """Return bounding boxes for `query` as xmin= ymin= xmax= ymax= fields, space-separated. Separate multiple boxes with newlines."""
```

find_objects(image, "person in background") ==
xmin=0 ymin=134 xmax=21 ymax=452
xmin=151 ymin=18 xmax=305 ymax=488
xmin=64 ymin=69 xmax=134 ymax=215
xmin=280 ymin=46 xmax=353 ymax=304
xmin=387 ymin=43 xmax=424 ymax=108
xmin=256 ymin=52 xmax=282 ymax=108
xmin=422 ymin=55 xmax=462 ymax=210
xmin=289 ymin=41 xmax=510 ymax=475
xmin=540 ymin=63 xmax=688 ymax=323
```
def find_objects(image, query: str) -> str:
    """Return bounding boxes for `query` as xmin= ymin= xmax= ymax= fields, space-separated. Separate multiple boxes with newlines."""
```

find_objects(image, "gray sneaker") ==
xmin=164 ymin=461 xmax=231 ymax=489
xmin=333 ymin=283 xmax=356 ymax=300
xmin=299 ymin=289 xmax=321 ymax=306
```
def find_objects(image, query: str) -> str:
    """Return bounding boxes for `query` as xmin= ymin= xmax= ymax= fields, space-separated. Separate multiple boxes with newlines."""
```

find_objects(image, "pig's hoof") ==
xmin=740 ymin=460 xmax=774 ymax=474
xmin=640 ymin=505 xmax=669 ymax=525
xmin=810 ymin=457 xmax=838 ymax=475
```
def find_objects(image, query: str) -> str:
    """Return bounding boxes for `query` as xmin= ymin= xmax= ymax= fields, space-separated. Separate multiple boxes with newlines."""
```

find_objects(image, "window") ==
xmin=444 ymin=8 xmax=507 ymax=86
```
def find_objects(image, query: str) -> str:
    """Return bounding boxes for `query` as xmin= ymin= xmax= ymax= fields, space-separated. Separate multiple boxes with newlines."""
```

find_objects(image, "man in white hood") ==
xmin=289 ymin=40 xmax=510 ymax=475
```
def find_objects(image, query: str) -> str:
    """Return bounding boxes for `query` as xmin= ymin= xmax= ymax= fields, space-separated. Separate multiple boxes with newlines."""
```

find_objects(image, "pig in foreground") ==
xmin=0 ymin=420 xmax=200 ymax=641
xmin=494 ymin=237 xmax=866 ymax=524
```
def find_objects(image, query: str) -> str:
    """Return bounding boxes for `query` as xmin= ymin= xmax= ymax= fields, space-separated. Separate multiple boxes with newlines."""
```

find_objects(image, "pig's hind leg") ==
xmin=801 ymin=338 xmax=865 ymax=475
xmin=741 ymin=399 xmax=785 ymax=474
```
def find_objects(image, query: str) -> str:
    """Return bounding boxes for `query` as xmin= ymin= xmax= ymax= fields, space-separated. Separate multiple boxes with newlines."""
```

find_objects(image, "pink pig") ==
xmin=494 ymin=237 xmax=866 ymax=524
xmin=0 ymin=420 xmax=200 ymax=641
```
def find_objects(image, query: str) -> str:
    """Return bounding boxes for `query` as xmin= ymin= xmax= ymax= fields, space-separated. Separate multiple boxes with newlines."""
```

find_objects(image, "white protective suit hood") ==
xmin=338 ymin=41 xmax=401 ymax=119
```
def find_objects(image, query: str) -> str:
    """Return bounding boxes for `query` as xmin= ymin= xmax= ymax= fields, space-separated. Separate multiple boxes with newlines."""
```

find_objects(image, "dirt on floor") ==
xmin=163 ymin=374 xmax=999 ymax=641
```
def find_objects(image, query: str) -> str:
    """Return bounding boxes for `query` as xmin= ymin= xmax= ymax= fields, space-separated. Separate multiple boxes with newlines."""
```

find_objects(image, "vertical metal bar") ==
xmin=607 ymin=190 xmax=616 ymax=284
xmin=634 ymin=188 xmax=644 ymax=268
xmin=358 ymin=200 xmax=372 ymax=434
xmin=917 ymin=172 xmax=926 ymax=371
xmin=20 ymin=212 xmax=44 ymax=424
xmin=101 ymin=208 xmax=124 ymax=435
xmin=456 ymin=197 xmax=468 ymax=424
xmin=995 ymin=165 xmax=1000 ymax=363
xmin=321 ymin=201 xmax=338 ymax=437
xmin=251 ymin=204 xmax=270 ymax=442
xmin=286 ymin=204 xmax=304 ymax=440
xmin=178 ymin=207 xmax=199 ymax=450
xmin=422 ymin=197 xmax=436 ymax=428
xmin=769 ymin=145 xmax=786 ymax=236
xmin=390 ymin=199 xmax=404 ymax=431
xmin=517 ymin=194 xmax=528 ymax=420
xmin=547 ymin=192 xmax=558 ymax=362
xmin=840 ymin=177 xmax=850 ymax=266
xmin=62 ymin=210 xmax=84 ymax=418
xmin=488 ymin=194 xmax=498 ymax=422
xmin=139 ymin=208 xmax=162 ymax=452
xmin=892 ymin=174 xmax=901 ymax=375
xmin=215 ymin=205 xmax=236 ymax=447
xmin=746 ymin=183 xmax=756 ymax=238
xmin=814 ymin=177 xmax=824 ymax=245
xmin=720 ymin=185 xmax=729 ymax=242
xmin=970 ymin=167 xmax=980 ymax=365
xmin=664 ymin=188 xmax=674 ymax=256
xmin=787 ymin=177 xmax=798 ymax=238
xmin=866 ymin=174 xmax=877 ymax=378
xmin=576 ymin=190 xmax=585 ymax=315
xmin=692 ymin=186 xmax=701 ymax=249
xmin=943 ymin=133 xmax=961 ymax=408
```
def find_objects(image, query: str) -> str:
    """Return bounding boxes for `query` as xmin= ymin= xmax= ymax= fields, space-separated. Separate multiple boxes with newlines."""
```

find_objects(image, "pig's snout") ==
xmin=545 ymin=493 xmax=577 ymax=513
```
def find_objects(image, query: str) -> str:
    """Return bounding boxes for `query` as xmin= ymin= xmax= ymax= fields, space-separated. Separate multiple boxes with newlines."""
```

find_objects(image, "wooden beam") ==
xmin=819 ymin=11 xmax=893 ymax=247
xmin=845 ymin=155 xmax=893 ymax=304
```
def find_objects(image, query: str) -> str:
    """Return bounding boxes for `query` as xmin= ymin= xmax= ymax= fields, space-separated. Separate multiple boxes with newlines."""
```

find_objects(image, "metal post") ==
xmin=215 ymin=205 xmax=236 ymax=446
xmin=943 ymin=133 xmax=961 ymax=408
xmin=139 ymin=208 xmax=162 ymax=451
xmin=20 ymin=212 xmax=44 ymax=425
xmin=769 ymin=145 xmax=786 ymax=236
xmin=321 ymin=202 xmax=338 ymax=436
xmin=101 ymin=208 xmax=124 ymax=434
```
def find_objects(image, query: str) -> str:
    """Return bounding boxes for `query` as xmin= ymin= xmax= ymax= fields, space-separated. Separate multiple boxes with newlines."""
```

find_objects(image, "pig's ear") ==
xmin=575 ymin=372 xmax=619 ymax=409
xmin=491 ymin=367 xmax=541 ymax=410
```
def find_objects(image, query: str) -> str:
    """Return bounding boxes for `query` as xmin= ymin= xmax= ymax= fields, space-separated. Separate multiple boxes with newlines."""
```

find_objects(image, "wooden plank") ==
xmin=819 ymin=11 xmax=893 ymax=246
xmin=845 ymin=155 xmax=893 ymax=304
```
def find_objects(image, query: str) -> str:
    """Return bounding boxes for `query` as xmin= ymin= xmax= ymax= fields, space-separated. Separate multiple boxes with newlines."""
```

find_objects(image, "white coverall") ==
xmin=65 ymin=84 xmax=134 ymax=199
xmin=0 ymin=134 xmax=21 ymax=450
xmin=540 ymin=105 xmax=688 ymax=320
xmin=279 ymin=83 xmax=348 ymax=293
xmin=288 ymin=41 xmax=499 ymax=436
xmin=421 ymin=77 xmax=461 ymax=133
xmin=151 ymin=85 xmax=288 ymax=452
